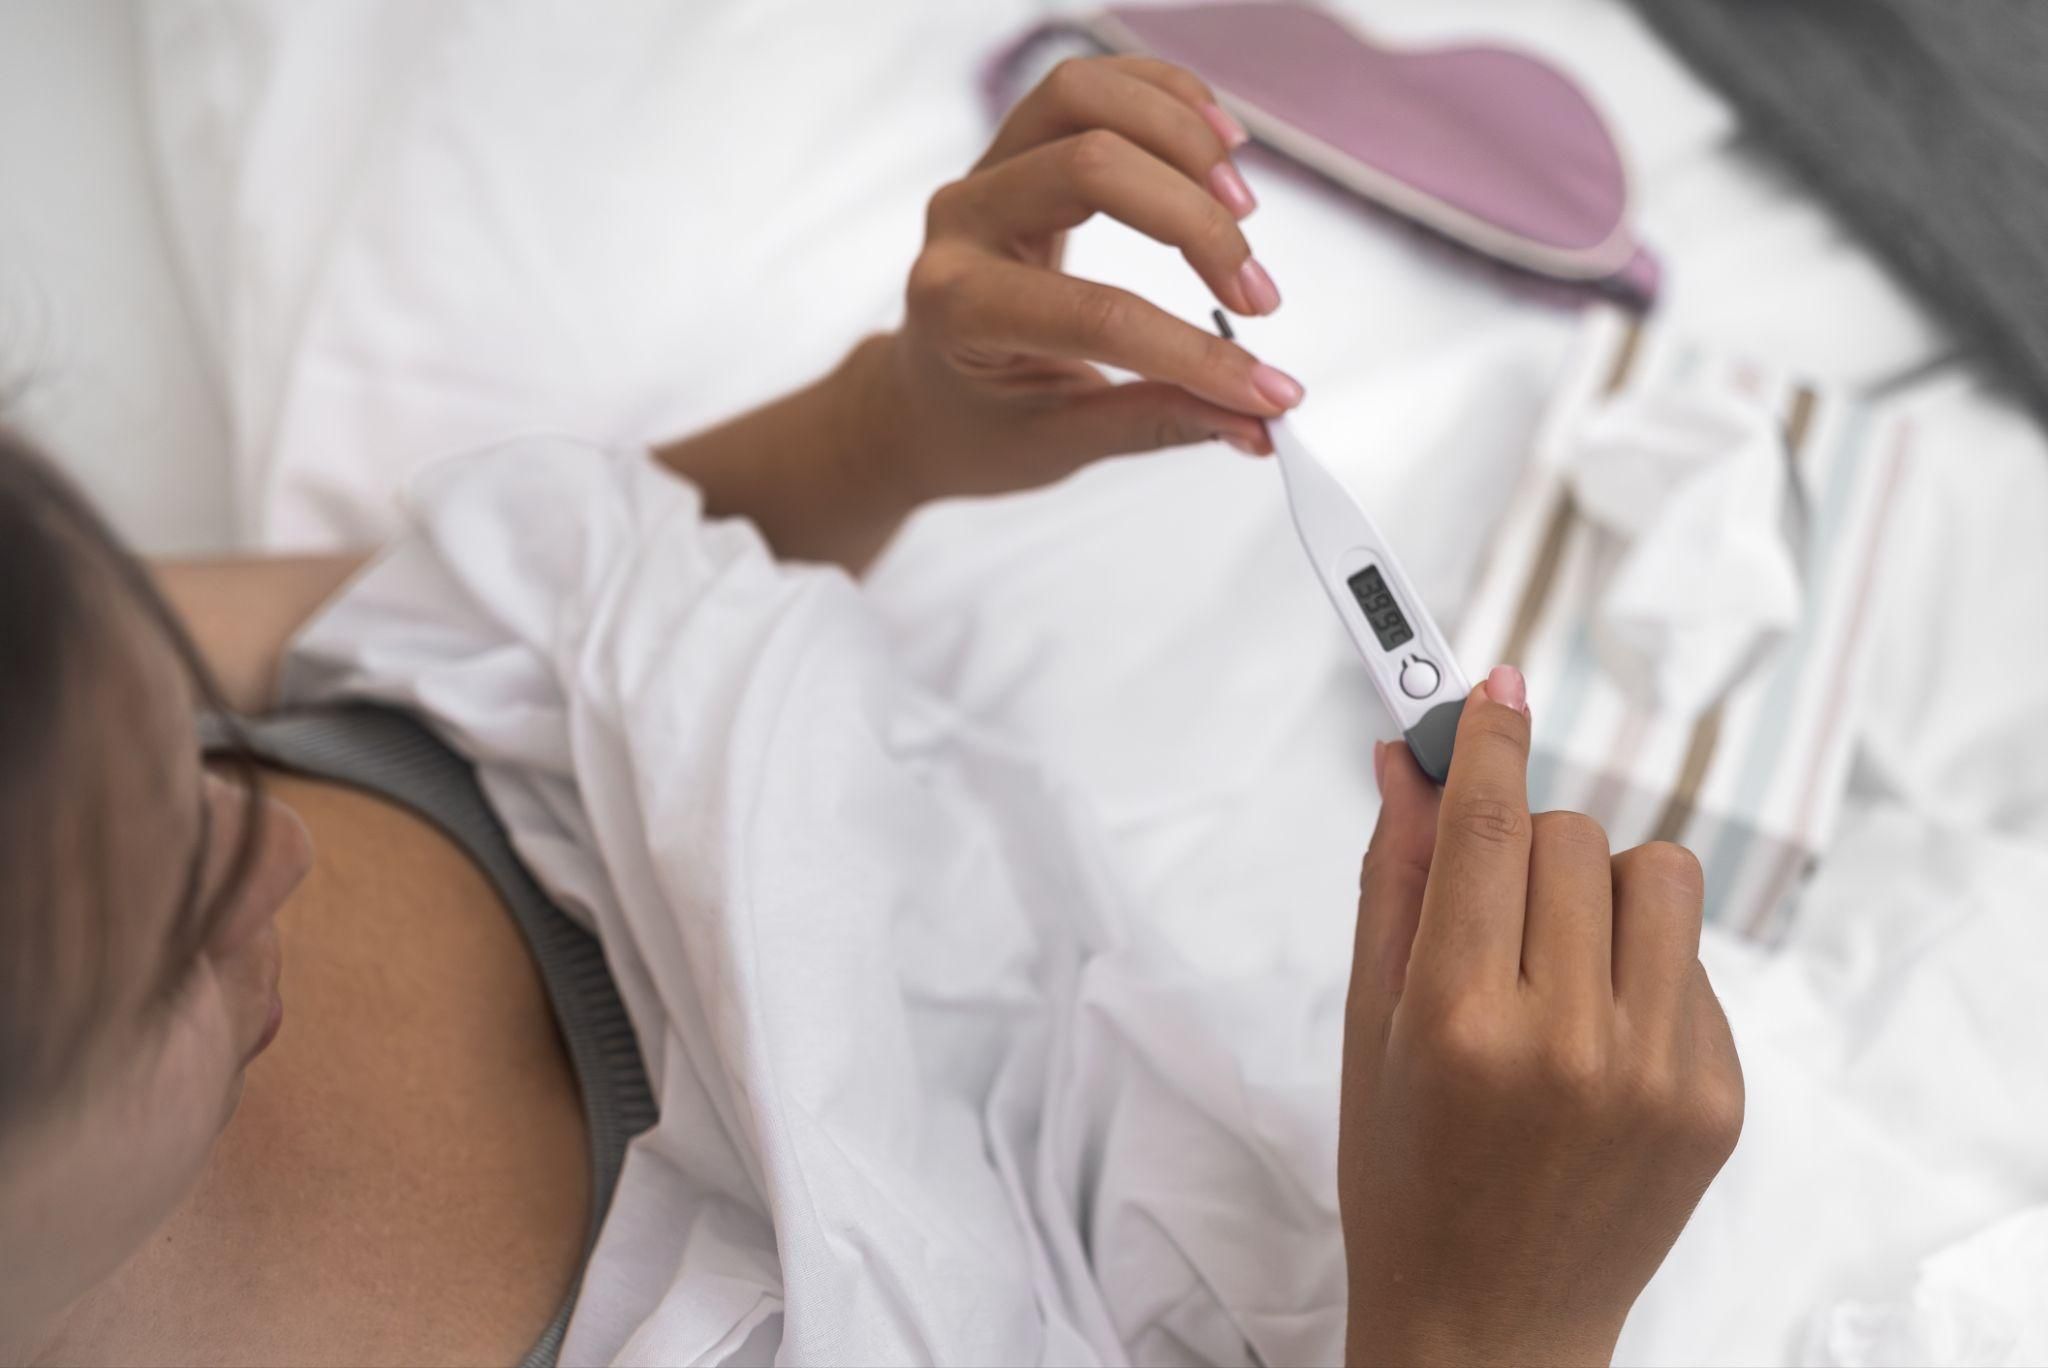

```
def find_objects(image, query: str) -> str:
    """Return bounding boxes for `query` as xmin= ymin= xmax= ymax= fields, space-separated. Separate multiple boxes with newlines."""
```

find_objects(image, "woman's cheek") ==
xmin=46 ymin=981 xmax=248 ymax=1302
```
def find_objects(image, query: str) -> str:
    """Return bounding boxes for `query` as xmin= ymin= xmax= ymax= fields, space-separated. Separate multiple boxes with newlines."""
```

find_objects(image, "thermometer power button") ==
xmin=1398 ymin=655 xmax=1442 ymax=700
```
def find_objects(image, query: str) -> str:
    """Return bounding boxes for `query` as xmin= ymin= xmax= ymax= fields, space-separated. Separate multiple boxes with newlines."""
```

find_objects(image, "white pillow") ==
xmin=141 ymin=0 xmax=1042 ymax=547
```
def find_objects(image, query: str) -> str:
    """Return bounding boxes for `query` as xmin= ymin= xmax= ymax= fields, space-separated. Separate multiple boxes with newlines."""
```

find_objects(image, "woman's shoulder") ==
xmin=41 ymin=772 xmax=589 ymax=1367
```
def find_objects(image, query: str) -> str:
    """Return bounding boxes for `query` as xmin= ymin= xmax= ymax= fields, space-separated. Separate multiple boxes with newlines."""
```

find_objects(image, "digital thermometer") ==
xmin=1224 ymin=316 xmax=1467 ymax=781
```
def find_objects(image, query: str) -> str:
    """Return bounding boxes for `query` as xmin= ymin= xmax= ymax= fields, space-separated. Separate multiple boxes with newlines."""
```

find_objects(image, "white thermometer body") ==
xmin=1269 ymin=415 xmax=1467 ymax=782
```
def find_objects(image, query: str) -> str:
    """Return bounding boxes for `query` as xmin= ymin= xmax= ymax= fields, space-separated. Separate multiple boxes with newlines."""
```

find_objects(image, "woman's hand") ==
xmin=657 ymin=56 xmax=1298 ymax=571
xmin=880 ymin=55 xmax=1302 ymax=501
xmin=1341 ymin=667 xmax=1745 ymax=1367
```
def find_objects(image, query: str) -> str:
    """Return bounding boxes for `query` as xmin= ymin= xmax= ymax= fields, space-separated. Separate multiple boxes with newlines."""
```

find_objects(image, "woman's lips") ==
xmin=246 ymin=990 xmax=285 ymax=1065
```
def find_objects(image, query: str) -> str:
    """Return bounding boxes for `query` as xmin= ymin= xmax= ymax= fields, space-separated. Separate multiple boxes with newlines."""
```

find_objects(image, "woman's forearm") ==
xmin=652 ymin=334 xmax=920 ymax=574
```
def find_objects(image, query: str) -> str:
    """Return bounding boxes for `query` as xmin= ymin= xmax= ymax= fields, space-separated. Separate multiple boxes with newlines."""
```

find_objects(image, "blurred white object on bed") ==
xmin=1565 ymin=369 xmax=1801 ymax=713
xmin=1811 ymin=1205 xmax=2048 ymax=1367
xmin=1458 ymin=308 xmax=1913 ymax=942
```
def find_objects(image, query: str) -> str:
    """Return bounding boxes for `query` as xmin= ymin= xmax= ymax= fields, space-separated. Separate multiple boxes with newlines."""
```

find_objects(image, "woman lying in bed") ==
xmin=0 ymin=57 xmax=1741 ymax=1368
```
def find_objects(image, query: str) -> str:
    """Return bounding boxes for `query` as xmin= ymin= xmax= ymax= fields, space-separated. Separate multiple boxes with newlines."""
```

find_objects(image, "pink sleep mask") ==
xmin=990 ymin=2 xmax=1657 ymax=301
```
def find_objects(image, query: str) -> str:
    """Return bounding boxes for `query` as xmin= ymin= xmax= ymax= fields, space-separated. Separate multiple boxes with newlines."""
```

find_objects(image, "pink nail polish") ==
xmin=1250 ymin=363 xmax=1305 ymax=410
xmin=1207 ymin=161 xmax=1258 ymax=219
xmin=1201 ymin=101 xmax=1250 ymax=149
xmin=1236 ymin=257 xmax=1281 ymax=314
xmin=1484 ymin=664 xmax=1529 ymax=715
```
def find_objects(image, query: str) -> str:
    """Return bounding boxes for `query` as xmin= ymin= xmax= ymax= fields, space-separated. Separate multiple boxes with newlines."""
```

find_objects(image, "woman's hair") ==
xmin=0 ymin=425 xmax=263 ymax=1131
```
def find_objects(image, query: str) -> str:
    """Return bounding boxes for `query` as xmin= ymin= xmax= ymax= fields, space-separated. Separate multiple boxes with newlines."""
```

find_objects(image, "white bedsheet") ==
xmin=281 ymin=429 xmax=2048 ymax=1368
xmin=289 ymin=441 xmax=1145 ymax=1364
xmin=143 ymin=0 xmax=2048 ymax=1362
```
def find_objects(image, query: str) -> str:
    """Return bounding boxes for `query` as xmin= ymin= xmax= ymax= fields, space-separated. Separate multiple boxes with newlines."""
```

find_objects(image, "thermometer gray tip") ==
xmin=1211 ymin=308 xmax=1234 ymax=341
xmin=1402 ymin=698 xmax=1465 ymax=784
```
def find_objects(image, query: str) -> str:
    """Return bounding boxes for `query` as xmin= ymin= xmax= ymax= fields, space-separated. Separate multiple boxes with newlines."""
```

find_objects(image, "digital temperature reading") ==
xmin=1346 ymin=564 xmax=1414 ymax=650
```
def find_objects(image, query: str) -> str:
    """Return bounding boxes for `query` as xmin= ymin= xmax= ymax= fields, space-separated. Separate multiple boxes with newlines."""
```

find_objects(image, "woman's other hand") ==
xmin=1341 ymin=666 xmax=1745 ymax=1367
xmin=657 ymin=57 xmax=1298 ymax=570
xmin=882 ymin=56 xmax=1302 ymax=499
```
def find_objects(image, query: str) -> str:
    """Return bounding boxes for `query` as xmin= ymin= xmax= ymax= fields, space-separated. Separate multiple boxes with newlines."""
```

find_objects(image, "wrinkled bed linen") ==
xmin=285 ymin=440 xmax=1362 ymax=1366
xmin=1810 ymin=1203 xmax=2048 ymax=1367
xmin=283 ymin=422 xmax=2048 ymax=1367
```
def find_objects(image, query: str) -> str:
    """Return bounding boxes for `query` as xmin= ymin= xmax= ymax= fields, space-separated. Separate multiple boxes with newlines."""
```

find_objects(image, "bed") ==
xmin=5 ymin=1 xmax=2046 ymax=1362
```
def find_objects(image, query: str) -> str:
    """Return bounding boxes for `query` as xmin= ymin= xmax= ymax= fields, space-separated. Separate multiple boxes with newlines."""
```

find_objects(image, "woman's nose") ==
xmin=209 ymin=791 xmax=314 ymax=955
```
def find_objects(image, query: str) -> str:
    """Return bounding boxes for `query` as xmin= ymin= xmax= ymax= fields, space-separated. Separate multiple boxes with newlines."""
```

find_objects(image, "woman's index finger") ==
xmin=1406 ymin=676 xmax=1535 ymax=996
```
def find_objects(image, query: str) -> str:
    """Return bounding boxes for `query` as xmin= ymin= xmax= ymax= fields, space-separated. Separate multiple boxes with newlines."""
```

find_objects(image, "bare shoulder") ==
xmin=152 ymin=555 xmax=368 ymax=713
xmin=43 ymin=773 xmax=590 ymax=1367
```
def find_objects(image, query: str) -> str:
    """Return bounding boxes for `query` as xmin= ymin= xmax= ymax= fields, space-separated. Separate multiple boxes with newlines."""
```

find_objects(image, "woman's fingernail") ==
xmin=1201 ymin=101 xmax=1250 ymax=149
xmin=1236 ymin=257 xmax=1281 ymax=314
xmin=1250 ymin=363 xmax=1305 ymax=410
xmin=1484 ymin=664 xmax=1529 ymax=715
xmin=1373 ymin=740 xmax=1389 ymax=788
xmin=1208 ymin=161 xmax=1258 ymax=219
xmin=1221 ymin=432 xmax=1259 ymax=456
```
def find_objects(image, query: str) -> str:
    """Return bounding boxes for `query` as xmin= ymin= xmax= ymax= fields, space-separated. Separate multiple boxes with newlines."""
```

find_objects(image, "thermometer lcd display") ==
xmin=1346 ymin=565 xmax=1414 ymax=650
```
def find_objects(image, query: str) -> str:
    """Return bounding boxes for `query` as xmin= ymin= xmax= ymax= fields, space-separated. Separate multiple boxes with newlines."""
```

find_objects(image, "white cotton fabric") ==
xmin=282 ymin=421 xmax=2048 ymax=1368
xmin=284 ymin=439 xmax=1364 ymax=1367
xmin=1564 ymin=384 xmax=1802 ymax=713
xmin=1809 ymin=1205 xmax=2048 ymax=1367
xmin=286 ymin=440 xmax=1120 ymax=1365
